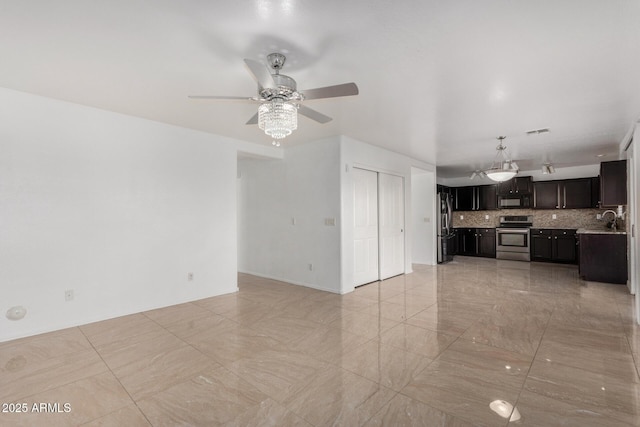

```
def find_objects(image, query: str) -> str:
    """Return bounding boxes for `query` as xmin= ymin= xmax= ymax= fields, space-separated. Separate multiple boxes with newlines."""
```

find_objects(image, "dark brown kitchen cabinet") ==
xmin=453 ymin=185 xmax=498 ymax=211
xmin=497 ymin=176 xmax=532 ymax=196
xmin=478 ymin=185 xmax=498 ymax=210
xmin=454 ymin=186 xmax=475 ymax=211
xmin=533 ymin=181 xmax=560 ymax=209
xmin=530 ymin=228 xmax=577 ymax=263
xmin=457 ymin=228 xmax=476 ymax=255
xmin=476 ymin=228 xmax=496 ymax=258
xmin=533 ymin=179 xmax=593 ymax=209
xmin=579 ymin=233 xmax=627 ymax=284
xmin=591 ymin=177 xmax=601 ymax=208
xmin=562 ymin=179 xmax=592 ymax=209
xmin=456 ymin=228 xmax=495 ymax=258
xmin=531 ymin=229 xmax=552 ymax=261
xmin=600 ymin=160 xmax=627 ymax=207
xmin=552 ymin=229 xmax=577 ymax=262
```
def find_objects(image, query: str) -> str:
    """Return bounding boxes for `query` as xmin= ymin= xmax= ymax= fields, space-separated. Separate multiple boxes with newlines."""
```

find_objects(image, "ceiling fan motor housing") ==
xmin=259 ymin=74 xmax=302 ymax=101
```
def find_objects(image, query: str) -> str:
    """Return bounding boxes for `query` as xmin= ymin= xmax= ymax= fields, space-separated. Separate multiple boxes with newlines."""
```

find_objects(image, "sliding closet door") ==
xmin=353 ymin=168 xmax=379 ymax=286
xmin=379 ymin=173 xmax=405 ymax=280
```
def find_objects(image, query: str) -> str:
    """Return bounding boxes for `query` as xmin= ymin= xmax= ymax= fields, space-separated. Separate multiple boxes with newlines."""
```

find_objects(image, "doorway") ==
xmin=352 ymin=168 xmax=405 ymax=287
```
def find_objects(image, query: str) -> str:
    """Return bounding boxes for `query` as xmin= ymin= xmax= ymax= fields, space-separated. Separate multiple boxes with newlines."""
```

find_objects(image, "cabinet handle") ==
xmin=563 ymin=205 xmax=566 ymax=208
xmin=548 ymin=237 xmax=551 ymax=239
xmin=555 ymin=236 xmax=558 ymax=239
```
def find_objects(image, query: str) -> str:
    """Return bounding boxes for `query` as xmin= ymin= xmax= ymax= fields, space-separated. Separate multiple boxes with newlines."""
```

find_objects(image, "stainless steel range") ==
xmin=496 ymin=215 xmax=532 ymax=261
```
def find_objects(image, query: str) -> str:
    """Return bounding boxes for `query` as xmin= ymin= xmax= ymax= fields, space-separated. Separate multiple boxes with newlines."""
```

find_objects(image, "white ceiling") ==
xmin=2 ymin=1 xmax=639 ymax=178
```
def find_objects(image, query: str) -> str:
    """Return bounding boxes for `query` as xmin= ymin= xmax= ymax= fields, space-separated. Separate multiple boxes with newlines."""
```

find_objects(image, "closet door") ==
xmin=379 ymin=173 xmax=405 ymax=280
xmin=353 ymin=168 xmax=379 ymax=286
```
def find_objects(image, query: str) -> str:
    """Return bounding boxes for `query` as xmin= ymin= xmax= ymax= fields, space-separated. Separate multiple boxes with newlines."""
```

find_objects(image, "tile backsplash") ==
xmin=451 ymin=208 xmax=623 ymax=230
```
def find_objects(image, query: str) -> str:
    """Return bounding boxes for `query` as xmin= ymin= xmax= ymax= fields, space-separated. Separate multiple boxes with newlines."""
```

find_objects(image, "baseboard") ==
xmin=238 ymin=270 xmax=341 ymax=294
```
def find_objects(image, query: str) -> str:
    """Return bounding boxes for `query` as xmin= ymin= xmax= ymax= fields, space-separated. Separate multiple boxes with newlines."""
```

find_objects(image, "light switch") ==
xmin=324 ymin=218 xmax=336 ymax=226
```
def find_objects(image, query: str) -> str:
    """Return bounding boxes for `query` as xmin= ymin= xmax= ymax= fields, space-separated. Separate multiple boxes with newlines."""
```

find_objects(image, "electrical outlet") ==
xmin=460 ymin=215 xmax=464 ymax=220
xmin=552 ymin=214 xmax=557 ymax=220
xmin=188 ymin=273 xmax=194 ymax=281
xmin=64 ymin=290 xmax=74 ymax=302
xmin=596 ymin=214 xmax=602 ymax=220
xmin=485 ymin=215 xmax=490 ymax=220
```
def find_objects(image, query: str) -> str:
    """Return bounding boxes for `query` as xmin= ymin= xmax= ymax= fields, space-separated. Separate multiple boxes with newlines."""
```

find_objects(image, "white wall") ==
xmin=411 ymin=168 xmax=436 ymax=265
xmin=340 ymin=136 xmax=436 ymax=294
xmin=237 ymin=138 xmax=342 ymax=293
xmin=0 ymin=88 xmax=239 ymax=342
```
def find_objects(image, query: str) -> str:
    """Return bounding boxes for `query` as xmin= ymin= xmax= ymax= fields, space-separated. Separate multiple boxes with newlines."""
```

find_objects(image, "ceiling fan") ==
xmin=189 ymin=53 xmax=359 ymax=145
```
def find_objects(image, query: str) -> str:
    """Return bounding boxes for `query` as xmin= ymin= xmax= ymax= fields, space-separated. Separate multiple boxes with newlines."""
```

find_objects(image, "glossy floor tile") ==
xmin=1 ymin=257 xmax=639 ymax=426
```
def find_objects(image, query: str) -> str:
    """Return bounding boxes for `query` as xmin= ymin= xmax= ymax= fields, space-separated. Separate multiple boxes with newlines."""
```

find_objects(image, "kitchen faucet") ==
xmin=601 ymin=209 xmax=618 ymax=230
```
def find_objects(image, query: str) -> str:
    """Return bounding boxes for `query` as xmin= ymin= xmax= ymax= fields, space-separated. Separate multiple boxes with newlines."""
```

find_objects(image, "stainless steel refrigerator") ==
xmin=437 ymin=192 xmax=455 ymax=263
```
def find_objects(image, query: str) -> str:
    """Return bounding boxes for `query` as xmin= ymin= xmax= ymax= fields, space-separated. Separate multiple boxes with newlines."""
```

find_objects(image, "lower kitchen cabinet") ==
xmin=579 ymin=233 xmax=627 ymax=284
xmin=457 ymin=228 xmax=476 ymax=255
xmin=530 ymin=228 xmax=577 ymax=264
xmin=477 ymin=228 xmax=496 ymax=258
xmin=456 ymin=228 xmax=495 ymax=258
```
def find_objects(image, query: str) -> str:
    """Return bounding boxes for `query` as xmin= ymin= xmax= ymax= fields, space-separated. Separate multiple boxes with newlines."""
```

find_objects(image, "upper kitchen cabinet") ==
xmin=478 ymin=185 xmax=498 ymax=210
xmin=600 ymin=160 xmax=627 ymax=206
xmin=533 ymin=178 xmax=593 ymax=209
xmin=453 ymin=185 xmax=497 ymax=211
xmin=533 ymin=181 xmax=559 ymax=209
xmin=562 ymin=178 xmax=592 ymax=208
xmin=497 ymin=176 xmax=532 ymax=196
xmin=454 ymin=186 xmax=475 ymax=211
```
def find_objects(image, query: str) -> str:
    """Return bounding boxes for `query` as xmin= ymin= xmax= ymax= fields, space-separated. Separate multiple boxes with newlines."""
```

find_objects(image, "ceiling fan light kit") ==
xmin=189 ymin=52 xmax=358 ymax=144
xmin=484 ymin=136 xmax=519 ymax=182
xmin=258 ymin=98 xmax=297 ymax=140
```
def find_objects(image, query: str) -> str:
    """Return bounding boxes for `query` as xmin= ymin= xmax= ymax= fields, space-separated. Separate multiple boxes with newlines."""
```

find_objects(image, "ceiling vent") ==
xmin=525 ymin=128 xmax=550 ymax=135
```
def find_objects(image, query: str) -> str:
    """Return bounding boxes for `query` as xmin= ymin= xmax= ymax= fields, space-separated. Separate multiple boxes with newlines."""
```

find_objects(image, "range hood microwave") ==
xmin=498 ymin=195 xmax=531 ymax=209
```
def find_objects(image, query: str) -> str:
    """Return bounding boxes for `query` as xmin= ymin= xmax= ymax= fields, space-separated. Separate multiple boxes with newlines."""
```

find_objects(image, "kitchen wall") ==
xmin=452 ymin=208 xmax=608 ymax=229
xmin=1 ymin=87 xmax=239 ymax=342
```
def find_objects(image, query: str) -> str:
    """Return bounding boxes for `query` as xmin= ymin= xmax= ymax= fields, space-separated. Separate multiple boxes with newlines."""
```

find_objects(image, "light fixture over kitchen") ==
xmin=541 ymin=163 xmax=555 ymax=174
xmin=484 ymin=136 xmax=519 ymax=182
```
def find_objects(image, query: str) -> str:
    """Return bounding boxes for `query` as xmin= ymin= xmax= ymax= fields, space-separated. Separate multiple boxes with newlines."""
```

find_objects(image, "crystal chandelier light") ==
xmin=258 ymin=98 xmax=298 ymax=142
xmin=484 ymin=136 xmax=519 ymax=182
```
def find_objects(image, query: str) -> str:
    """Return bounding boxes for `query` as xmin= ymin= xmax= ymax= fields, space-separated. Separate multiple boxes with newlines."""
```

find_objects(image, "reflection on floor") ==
xmin=2 ymin=256 xmax=639 ymax=426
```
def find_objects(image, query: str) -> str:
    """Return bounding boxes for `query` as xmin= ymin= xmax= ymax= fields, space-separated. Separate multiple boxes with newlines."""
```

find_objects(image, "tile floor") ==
xmin=2 ymin=256 xmax=640 ymax=426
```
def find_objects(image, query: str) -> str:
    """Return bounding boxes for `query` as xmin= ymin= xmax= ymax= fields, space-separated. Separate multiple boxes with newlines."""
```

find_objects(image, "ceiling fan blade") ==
xmin=244 ymin=58 xmax=276 ymax=89
xmin=245 ymin=112 xmax=259 ymax=125
xmin=301 ymin=82 xmax=359 ymax=100
xmin=188 ymin=95 xmax=254 ymax=101
xmin=298 ymin=105 xmax=332 ymax=124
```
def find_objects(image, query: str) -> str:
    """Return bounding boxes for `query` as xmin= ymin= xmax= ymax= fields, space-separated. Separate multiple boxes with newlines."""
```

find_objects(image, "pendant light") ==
xmin=484 ymin=136 xmax=519 ymax=182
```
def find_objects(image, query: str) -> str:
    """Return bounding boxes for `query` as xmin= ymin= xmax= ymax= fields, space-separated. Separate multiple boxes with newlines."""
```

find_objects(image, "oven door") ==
xmin=496 ymin=228 xmax=530 ymax=253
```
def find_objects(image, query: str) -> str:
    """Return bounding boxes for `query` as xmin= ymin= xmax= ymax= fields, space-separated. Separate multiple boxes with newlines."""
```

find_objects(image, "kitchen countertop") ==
xmin=576 ymin=228 xmax=627 ymax=235
xmin=530 ymin=226 xmax=577 ymax=230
